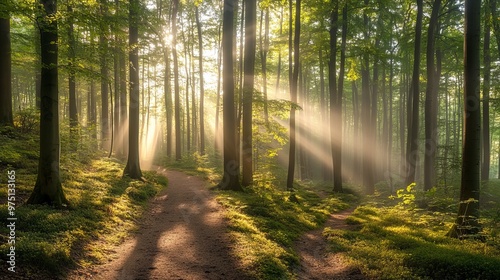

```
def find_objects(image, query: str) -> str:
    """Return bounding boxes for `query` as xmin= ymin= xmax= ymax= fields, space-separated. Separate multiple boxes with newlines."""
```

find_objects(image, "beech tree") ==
xmin=448 ymin=0 xmax=481 ymax=238
xmin=242 ymin=0 xmax=256 ymax=186
xmin=218 ymin=0 xmax=242 ymax=191
xmin=27 ymin=0 xmax=69 ymax=206
xmin=123 ymin=0 xmax=142 ymax=179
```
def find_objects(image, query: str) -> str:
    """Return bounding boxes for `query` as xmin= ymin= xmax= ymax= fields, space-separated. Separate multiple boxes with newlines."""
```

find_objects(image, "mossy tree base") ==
xmin=27 ymin=177 xmax=69 ymax=208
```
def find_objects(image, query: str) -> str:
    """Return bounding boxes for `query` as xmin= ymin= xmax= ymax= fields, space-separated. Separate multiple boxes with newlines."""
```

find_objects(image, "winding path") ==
xmin=79 ymin=167 xmax=251 ymax=280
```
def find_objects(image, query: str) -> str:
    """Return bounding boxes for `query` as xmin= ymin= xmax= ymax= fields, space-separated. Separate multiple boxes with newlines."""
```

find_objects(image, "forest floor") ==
xmin=294 ymin=207 xmax=367 ymax=280
xmin=68 ymin=166 xmax=365 ymax=280
xmin=70 ymin=166 xmax=252 ymax=280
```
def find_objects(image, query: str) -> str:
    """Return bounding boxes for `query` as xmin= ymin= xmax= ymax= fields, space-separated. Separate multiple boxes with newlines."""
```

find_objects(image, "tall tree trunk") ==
xmin=286 ymin=0 xmax=300 ymax=192
xmin=482 ymin=0 xmax=491 ymax=181
xmin=219 ymin=0 xmax=243 ymax=191
xmin=120 ymin=39 xmax=128 ymax=157
xmin=195 ymin=5 xmax=205 ymax=155
xmin=0 ymin=0 xmax=13 ymax=126
xmin=405 ymin=0 xmax=423 ymax=186
xmin=424 ymin=0 xmax=441 ymax=191
xmin=259 ymin=7 xmax=269 ymax=123
xmin=329 ymin=0 xmax=340 ymax=191
xmin=100 ymin=0 xmax=109 ymax=150
xmin=242 ymin=0 xmax=256 ymax=186
xmin=164 ymin=45 xmax=172 ymax=158
xmin=335 ymin=2 xmax=347 ymax=191
xmin=124 ymin=0 xmax=142 ymax=179
xmin=448 ymin=0 xmax=481 ymax=238
xmin=28 ymin=0 xmax=68 ymax=206
xmin=274 ymin=6 xmax=283 ymax=97
xmin=68 ymin=4 xmax=78 ymax=148
xmin=362 ymin=0 xmax=374 ymax=194
xmin=172 ymin=0 xmax=181 ymax=160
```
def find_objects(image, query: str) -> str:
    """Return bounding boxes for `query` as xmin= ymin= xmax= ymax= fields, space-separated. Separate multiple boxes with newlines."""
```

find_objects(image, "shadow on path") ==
xmin=91 ymin=167 xmax=253 ymax=280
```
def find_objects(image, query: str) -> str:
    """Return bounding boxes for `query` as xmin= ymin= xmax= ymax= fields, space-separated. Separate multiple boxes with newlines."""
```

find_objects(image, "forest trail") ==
xmin=76 ymin=166 xmax=251 ymax=280
xmin=295 ymin=207 xmax=367 ymax=280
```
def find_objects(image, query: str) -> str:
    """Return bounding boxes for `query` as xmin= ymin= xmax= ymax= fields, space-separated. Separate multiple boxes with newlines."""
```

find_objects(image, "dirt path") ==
xmin=78 ymin=167 xmax=252 ymax=280
xmin=295 ymin=207 xmax=367 ymax=280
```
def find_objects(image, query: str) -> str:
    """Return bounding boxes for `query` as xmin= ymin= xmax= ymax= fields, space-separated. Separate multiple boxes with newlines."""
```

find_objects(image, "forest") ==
xmin=1 ymin=0 xmax=500 ymax=279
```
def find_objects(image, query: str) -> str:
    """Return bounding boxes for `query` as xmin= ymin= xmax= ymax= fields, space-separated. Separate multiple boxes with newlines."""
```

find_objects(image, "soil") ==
xmin=71 ymin=167 xmax=252 ymax=280
xmin=294 ymin=207 xmax=368 ymax=280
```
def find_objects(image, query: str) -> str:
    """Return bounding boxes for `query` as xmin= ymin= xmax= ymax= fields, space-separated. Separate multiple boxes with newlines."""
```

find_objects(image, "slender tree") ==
xmin=123 ymin=0 xmax=142 ymax=179
xmin=405 ymin=0 xmax=423 ymax=186
xmin=329 ymin=0 xmax=340 ymax=191
xmin=27 ymin=0 xmax=69 ymax=206
xmin=195 ymin=5 xmax=205 ymax=155
xmin=242 ymin=0 xmax=256 ymax=186
xmin=286 ymin=0 xmax=300 ymax=192
xmin=424 ymin=0 xmax=441 ymax=191
xmin=0 ymin=0 xmax=13 ymax=126
xmin=482 ymin=0 xmax=491 ymax=181
xmin=172 ymin=0 xmax=181 ymax=160
xmin=68 ymin=4 xmax=78 ymax=147
xmin=99 ymin=0 xmax=110 ymax=150
xmin=218 ymin=0 xmax=243 ymax=191
xmin=448 ymin=0 xmax=481 ymax=238
xmin=361 ymin=0 xmax=374 ymax=194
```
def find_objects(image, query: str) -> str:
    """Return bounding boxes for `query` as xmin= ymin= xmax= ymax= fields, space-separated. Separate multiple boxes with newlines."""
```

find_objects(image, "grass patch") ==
xmin=0 ymin=128 xmax=168 ymax=279
xmin=325 ymin=205 xmax=500 ymax=279
xmin=215 ymin=175 xmax=355 ymax=279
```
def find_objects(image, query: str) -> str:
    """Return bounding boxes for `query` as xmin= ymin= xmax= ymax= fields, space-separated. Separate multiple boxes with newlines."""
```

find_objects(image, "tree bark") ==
xmin=424 ymin=0 xmax=441 ymax=191
xmin=362 ymin=0 xmax=374 ymax=194
xmin=99 ymin=0 xmax=110 ymax=150
xmin=405 ymin=0 xmax=423 ymax=186
xmin=123 ymin=0 xmax=142 ymax=179
xmin=448 ymin=0 xmax=481 ymax=238
xmin=286 ymin=0 xmax=300 ymax=192
xmin=329 ymin=0 xmax=340 ymax=191
xmin=27 ymin=0 xmax=69 ymax=207
xmin=195 ymin=6 xmax=205 ymax=155
xmin=242 ymin=0 xmax=256 ymax=186
xmin=0 ymin=0 xmax=13 ymax=126
xmin=482 ymin=0 xmax=491 ymax=181
xmin=172 ymin=0 xmax=181 ymax=160
xmin=219 ymin=0 xmax=243 ymax=191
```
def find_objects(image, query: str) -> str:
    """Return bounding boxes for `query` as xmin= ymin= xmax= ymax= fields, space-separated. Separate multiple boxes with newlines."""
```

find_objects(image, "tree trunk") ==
xmin=362 ymin=0 xmax=374 ymax=194
xmin=100 ymin=0 xmax=109 ymax=150
xmin=123 ymin=0 xmax=142 ymax=179
xmin=172 ymin=0 xmax=181 ymax=160
xmin=335 ymin=2 xmax=347 ymax=191
xmin=329 ymin=0 xmax=340 ymax=191
xmin=219 ymin=0 xmax=243 ymax=191
xmin=482 ymin=0 xmax=491 ymax=181
xmin=27 ymin=0 xmax=69 ymax=207
xmin=195 ymin=6 xmax=205 ymax=155
xmin=424 ymin=0 xmax=441 ymax=191
xmin=259 ymin=7 xmax=269 ymax=124
xmin=405 ymin=0 xmax=423 ymax=186
xmin=68 ymin=4 xmax=78 ymax=148
xmin=0 ymin=0 xmax=13 ymax=126
xmin=448 ymin=0 xmax=481 ymax=238
xmin=286 ymin=0 xmax=300 ymax=192
xmin=242 ymin=0 xmax=256 ymax=186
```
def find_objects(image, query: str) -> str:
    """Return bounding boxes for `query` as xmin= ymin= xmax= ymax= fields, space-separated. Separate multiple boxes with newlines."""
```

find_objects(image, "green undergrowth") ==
xmin=325 ymin=203 xmax=500 ymax=279
xmin=161 ymin=150 xmax=360 ymax=279
xmin=0 ymin=127 xmax=167 ymax=278
xmin=216 ymin=176 xmax=356 ymax=279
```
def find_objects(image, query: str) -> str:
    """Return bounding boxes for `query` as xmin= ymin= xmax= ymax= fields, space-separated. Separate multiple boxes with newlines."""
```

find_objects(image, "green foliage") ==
xmin=216 ymin=175 xmax=353 ymax=279
xmin=0 ymin=130 xmax=167 ymax=278
xmin=324 ymin=205 xmax=500 ymax=279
